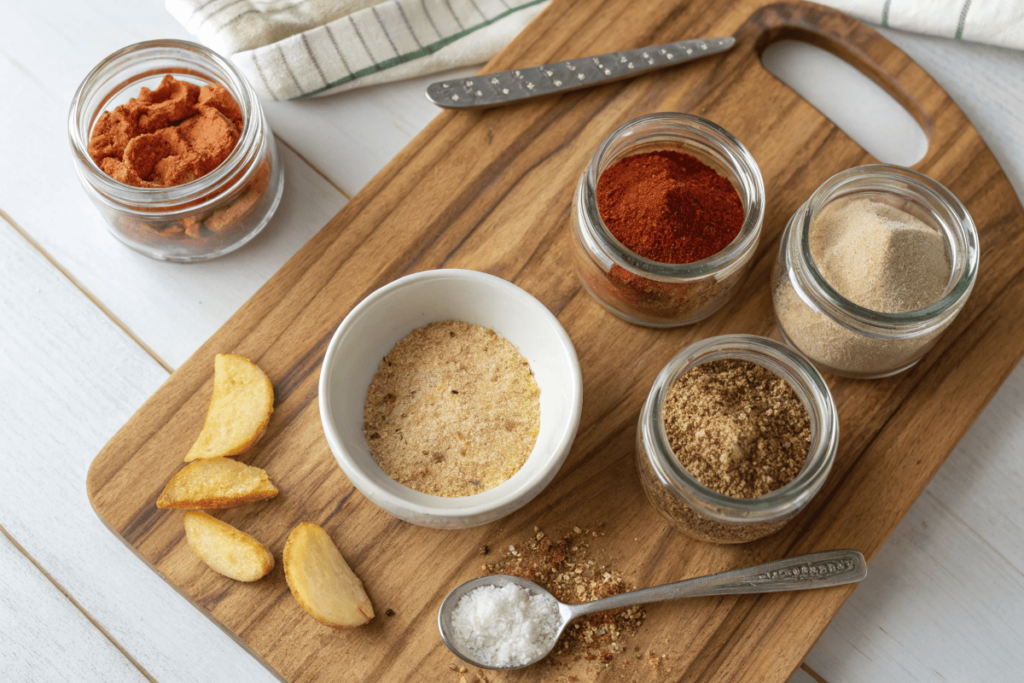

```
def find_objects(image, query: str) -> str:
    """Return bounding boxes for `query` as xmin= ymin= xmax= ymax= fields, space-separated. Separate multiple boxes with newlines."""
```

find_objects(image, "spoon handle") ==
xmin=567 ymin=549 xmax=866 ymax=619
xmin=425 ymin=37 xmax=735 ymax=110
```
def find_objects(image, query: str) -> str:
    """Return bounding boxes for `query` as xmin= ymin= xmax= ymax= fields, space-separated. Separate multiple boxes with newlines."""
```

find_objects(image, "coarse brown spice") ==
xmin=636 ymin=441 xmax=791 ymax=543
xmin=664 ymin=359 xmax=811 ymax=498
xmin=364 ymin=321 xmax=540 ymax=497
xmin=483 ymin=526 xmax=644 ymax=672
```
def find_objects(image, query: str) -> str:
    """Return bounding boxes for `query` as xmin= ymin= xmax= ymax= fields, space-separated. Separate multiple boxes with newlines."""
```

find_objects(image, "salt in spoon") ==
xmin=438 ymin=549 xmax=866 ymax=670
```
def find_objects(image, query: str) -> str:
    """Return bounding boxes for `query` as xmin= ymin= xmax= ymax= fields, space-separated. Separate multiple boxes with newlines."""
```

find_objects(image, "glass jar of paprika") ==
xmin=570 ymin=113 xmax=764 ymax=326
xmin=68 ymin=40 xmax=283 ymax=262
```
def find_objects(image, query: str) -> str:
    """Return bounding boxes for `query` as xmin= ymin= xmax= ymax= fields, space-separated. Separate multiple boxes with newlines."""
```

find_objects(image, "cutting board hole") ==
xmin=762 ymin=40 xmax=928 ymax=166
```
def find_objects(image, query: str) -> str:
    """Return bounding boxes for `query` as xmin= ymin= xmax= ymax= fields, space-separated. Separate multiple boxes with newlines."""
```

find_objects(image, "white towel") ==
xmin=167 ymin=0 xmax=549 ymax=100
xmin=818 ymin=0 xmax=1024 ymax=51
xmin=168 ymin=0 xmax=1022 ymax=101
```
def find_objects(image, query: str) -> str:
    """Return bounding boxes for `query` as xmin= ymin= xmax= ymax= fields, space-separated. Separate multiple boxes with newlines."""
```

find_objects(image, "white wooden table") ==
xmin=2 ymin=2 xmax=1023 ymax=681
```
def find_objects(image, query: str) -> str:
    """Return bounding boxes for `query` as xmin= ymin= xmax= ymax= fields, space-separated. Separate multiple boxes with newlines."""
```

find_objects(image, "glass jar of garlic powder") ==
xmin=772 ymin=166 xmax=979 ymax=379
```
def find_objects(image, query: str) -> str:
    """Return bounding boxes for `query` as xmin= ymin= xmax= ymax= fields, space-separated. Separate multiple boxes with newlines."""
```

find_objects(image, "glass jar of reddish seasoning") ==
xmin=570 ymin=113 xmax=764 ymax=326
xmin=68 ymin=40 xmax=283 ymax=262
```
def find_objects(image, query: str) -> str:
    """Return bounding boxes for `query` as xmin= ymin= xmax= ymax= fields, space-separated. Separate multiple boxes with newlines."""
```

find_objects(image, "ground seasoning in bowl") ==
xmin=570 ymin=113 xmax=763 ymax=327
xmin=636 ymin=335 xmax=837 ymax=544
xmin=320 ymin=270 xmax=582 ymax=529
xmin=363 ymin=320 xmax=541 ymax=497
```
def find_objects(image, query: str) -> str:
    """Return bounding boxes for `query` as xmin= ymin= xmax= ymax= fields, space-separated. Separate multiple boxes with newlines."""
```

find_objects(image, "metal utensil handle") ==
xmin=567 ymin=549 xmax=867 ymax=619
xmin=425 ymin=36 xmax=735 ymax=109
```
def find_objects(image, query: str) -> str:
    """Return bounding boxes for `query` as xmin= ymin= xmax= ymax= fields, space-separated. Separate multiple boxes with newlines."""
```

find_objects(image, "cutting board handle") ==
xmin=737 ymin=1 xmax=945 ymax=164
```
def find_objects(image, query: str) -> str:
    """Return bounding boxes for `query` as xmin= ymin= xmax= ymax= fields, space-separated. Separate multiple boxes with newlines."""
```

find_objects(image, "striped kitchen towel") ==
xmin=167 ymin=0 xmax=550 ymax=100
xmin=818 ymin=0 xmax=1023 ymax=50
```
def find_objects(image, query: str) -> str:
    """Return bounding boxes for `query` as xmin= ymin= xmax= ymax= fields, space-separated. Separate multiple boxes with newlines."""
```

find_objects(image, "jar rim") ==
xmin=792 ymin=165 xmax=980 ymax=331
xmin=581 ymin=112 xmax=765 ymax=282
xmin=67 ymin=39 xmax=261 ymax=210
xmin=641 ymin=334 xmax=838 ymax=523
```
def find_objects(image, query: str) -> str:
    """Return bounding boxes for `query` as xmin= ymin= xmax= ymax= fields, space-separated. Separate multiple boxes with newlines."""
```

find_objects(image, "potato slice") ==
xmin=184 ymin=511 xmax=274 ymax=581
xmin=283 ymin=523 xmax=374 ymax=628
xmin=185 ymin=353 xmax=274 ymax=462
xmin=157 ymin=457 xmax=278 ymax=509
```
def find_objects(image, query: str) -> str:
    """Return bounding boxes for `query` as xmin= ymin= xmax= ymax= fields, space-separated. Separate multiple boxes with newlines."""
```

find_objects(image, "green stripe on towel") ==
xmin=293 ymin=0 xmax=549 ymax=100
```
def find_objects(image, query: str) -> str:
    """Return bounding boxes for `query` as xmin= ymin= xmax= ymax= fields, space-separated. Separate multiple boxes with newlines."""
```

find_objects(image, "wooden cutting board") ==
xmin=88 ymin=1 xmax=1024 ymax=681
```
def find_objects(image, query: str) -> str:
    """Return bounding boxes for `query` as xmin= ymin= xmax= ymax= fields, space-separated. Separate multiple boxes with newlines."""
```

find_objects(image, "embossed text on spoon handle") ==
xmin=566 ymin=550 xmax=867 ymax=619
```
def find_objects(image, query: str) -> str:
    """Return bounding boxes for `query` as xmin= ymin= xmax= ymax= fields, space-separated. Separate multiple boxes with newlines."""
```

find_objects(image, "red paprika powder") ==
xmin=596 ymin=150 xmax=744 ymax=263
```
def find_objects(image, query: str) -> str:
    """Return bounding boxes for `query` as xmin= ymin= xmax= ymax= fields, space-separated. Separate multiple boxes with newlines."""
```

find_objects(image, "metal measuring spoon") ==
xmin=426 ymin=37 xmax=735 ymax=110
xmin=438 ymin=549 xmax=866 ymax=669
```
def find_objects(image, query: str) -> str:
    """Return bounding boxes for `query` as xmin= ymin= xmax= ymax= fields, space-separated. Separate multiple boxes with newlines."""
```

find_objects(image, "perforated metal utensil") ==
xmin=438 ymin=549 xmax=866 ymax=669
xmin=426 ymin=36 xmax=735 ymax=109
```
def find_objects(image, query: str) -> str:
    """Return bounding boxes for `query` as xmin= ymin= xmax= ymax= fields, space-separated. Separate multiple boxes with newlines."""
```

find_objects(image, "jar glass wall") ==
xmin=68 ymin=40 xmax=284 ymax=262
xmin=772 ymin=165 xmax=979 ymax=378
xmin=570 ymin=113 xmax=764 ymax=327
xmin=636 ymin=335 xmax=838 ymax=544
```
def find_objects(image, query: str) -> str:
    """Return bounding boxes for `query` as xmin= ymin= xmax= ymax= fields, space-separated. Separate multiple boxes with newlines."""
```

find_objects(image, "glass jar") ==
xmin=68 ymin=40 xmax=284 ymax=262
xmin=772 ymin=165 xmax=979 ymax=379
xmin=570 ymin=113 xmax=764 ymax=327
xmin=636 ymin=335 xmax=838 ymax=544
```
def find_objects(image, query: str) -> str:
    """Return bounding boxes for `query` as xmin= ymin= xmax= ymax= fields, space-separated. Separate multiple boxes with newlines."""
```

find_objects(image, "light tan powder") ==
xmin=809 ymin=196 xmax=950 ymax=313
xmin=363 ymin=321 xmax=540 ymax=497
xmin=774 ymin=195 xmax=953 ymax=376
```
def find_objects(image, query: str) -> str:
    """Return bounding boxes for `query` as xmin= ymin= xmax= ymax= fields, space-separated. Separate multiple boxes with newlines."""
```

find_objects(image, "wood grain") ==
xmin=87 ymin=1 xmax=1024 ymax=682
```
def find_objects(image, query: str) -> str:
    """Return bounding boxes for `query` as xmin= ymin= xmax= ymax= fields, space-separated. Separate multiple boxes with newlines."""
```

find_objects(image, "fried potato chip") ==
xmin=283 ymin=522 xmax=374 ymax=628
xmin=185 ymin=353 xmax=274 ymax=462
xmin=184 ymin=511 xmax=274 ymax=582
xmin=157 ymin=457 xmax=278 ymax=509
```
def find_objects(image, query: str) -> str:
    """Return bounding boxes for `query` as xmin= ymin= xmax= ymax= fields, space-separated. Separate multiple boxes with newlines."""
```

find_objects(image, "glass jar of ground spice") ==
xmin=772 ymin=166 xmax=980 ymax=378
xmin=69 ymin=40 xmax=283 ymax=262
xmin=636 ymin=335 xmax=838 ymax=544
xmin=570 ymin=113 xmax=764 ymax=326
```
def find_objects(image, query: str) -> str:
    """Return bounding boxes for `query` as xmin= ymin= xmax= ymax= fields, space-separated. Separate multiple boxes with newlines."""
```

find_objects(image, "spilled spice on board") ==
xmin=481 ymin=526 xmax=645 ymax=672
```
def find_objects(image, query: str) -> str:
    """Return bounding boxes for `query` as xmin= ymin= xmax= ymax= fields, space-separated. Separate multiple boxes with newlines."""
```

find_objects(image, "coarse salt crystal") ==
xmin=449 ymin=584 xmax=560 ymax=667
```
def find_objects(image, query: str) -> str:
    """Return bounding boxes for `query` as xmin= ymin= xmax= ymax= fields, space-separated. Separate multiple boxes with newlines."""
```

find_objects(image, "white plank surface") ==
xmin=0 ymin=216 xmax=277 ymax=683
xmin=2 ymin=2 xmax=1024 ymax=683
xmin=260 ymin=66 xmax=477 ymax=196
xmin=790 ymin=667 xmax=823 ymax=683
xmin=0 ymin=531 xmax=147 ymax=683
xmin=805 ymin=485 xmax=1024 ymax=681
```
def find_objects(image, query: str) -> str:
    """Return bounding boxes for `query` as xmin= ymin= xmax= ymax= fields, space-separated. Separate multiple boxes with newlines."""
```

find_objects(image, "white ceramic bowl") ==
xmin=319 ymin=269 xmax=583 ymax=529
